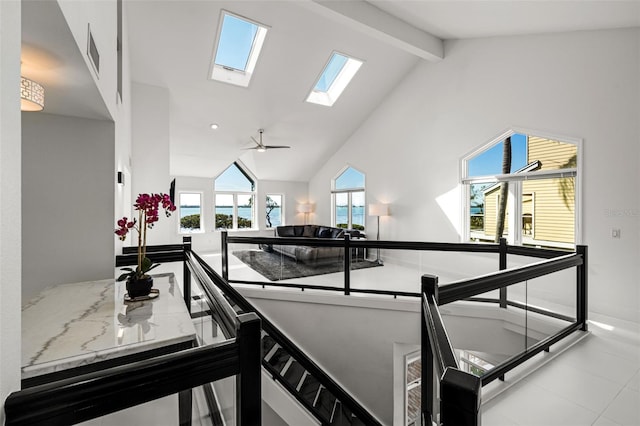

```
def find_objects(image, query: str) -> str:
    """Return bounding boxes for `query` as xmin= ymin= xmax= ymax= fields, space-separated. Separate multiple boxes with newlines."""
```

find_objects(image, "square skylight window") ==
xmin=209 ymin=11 xmax=268 ymax=87
xmin=306 ymin=52 xmax=363 ymax=107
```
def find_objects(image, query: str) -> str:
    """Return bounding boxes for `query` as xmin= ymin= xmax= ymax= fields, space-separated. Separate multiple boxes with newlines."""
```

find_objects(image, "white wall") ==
xmin=0 ymin=0 xmax=22 ymax=419
xmin=130 ymin=82 xmax=173 ymax=246
xmin=309 ymin=28 xmax=640 ymax=322
xmin=241 ymin=289 xmax=422 ymax=426
xmin=22 ymin=113 xmax=115 ymax=303
xmin=57 ymin=0 xmax=118 ymax=119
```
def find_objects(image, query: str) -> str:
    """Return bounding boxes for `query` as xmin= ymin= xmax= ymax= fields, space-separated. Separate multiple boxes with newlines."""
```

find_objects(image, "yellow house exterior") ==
xmin=483 ymin=136 xmax=576 ymax=247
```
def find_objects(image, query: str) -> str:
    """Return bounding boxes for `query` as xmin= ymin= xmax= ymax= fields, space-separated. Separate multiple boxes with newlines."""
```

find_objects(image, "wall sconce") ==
xmin=297 ymin=203 xmax=314 ymax=224
xmin=117 ymin=171 xmax=125 ymax=185
xmin=20 ymin=77 xmax=45 ymax=111
xmin=368 ymin=203 xmax=390 ymax=264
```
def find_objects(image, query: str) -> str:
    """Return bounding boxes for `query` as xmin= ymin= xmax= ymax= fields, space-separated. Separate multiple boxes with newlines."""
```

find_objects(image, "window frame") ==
xmin=209 ymin=10 xmax=269 ymax=88
xmin=214 ymin=162 xmax=257 ymax=231
xmin=331 ymin=165 xmax=366 ymax=231
xmin=306 ymin=51 xmax=364 ymax=107
xmin=460 ymin=127 xmax=582 ymax=247
xmin=178 ymin=191 xmax=204 ymax=234
xmin=265 ymin=193 xmax=284 ymax=229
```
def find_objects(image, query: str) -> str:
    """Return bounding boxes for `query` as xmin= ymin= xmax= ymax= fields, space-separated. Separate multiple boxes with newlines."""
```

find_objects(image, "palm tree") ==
xmin=495 ymin=136 xmax=511 ymax=242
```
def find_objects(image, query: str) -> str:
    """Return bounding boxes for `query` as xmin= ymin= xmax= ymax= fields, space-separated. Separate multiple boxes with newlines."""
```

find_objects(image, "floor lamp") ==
xmin=298 ymin=203 xmax=313 ymax=225
xmin=369 ymin=203 xmax=389 ymax=265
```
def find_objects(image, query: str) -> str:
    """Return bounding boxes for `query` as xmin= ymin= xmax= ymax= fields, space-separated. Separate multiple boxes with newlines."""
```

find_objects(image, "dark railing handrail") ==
xmin=189 ymin=250 xmax=384 ymax=426
xmin=422 ymin=294 xmax=458 ymax=375
xmin=438 ymin=252 xmax=583 ymax=305
xmin=4 ymin=313 xmax=262 ymax=426
xmin=186 ymin=250 xmax=239 ymax=338
xmin=115 ymin=244 xmax=185 ymax=267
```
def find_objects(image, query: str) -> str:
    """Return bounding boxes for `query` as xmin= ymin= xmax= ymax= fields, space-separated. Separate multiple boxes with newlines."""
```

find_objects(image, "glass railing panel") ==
xmin=228 ymin=241 xmax=347 ymax=290
xmin=76 ymin=377 xmax=234 ymax=426
xmin=420 ymin=250 xmax=500 ymax=283
xmin=444 ymin=283 xmax=529 ymax=378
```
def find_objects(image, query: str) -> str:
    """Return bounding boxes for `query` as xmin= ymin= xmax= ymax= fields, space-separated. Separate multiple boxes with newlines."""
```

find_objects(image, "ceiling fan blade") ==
xmin=265 ymin=145 xmax=291 ymax=149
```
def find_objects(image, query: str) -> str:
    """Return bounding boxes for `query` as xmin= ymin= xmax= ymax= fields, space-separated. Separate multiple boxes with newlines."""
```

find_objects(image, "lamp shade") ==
xmin=368 ymin=203 xmax=389 ymax=217
xmin=20 ymin=77 xmax=45 ymax=111
xmin=298 ymin=203 xmax=313 ymax=213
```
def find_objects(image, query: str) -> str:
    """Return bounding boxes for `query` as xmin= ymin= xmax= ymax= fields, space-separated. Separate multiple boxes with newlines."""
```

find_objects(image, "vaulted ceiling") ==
xmin=24 ymin=0 xmax=640 ymax=182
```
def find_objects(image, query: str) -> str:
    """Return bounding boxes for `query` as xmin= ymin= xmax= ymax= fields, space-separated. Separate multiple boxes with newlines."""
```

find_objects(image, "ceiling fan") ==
xmin=246 ymin=129 xmax=290 ymax=152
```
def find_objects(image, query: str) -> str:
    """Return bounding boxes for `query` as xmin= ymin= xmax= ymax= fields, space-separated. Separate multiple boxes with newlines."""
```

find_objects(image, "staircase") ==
xmin=261 ymin=333 xmax=366 ymax=426
xmin=188 ymin=251 xmax=381 ymax=426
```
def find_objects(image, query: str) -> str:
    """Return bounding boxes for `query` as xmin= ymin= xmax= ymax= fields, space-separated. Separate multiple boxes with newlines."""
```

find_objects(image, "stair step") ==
xmin=299 ymin=374 xmax=321 ymax=406
xmin=315 ymin=387 xmax=338 ymax=424
xmin=283 ymin=360 xmax=306 ymax=389
xmin=331 ymin=403 xmax=367 ymax=426
xmin=267 ymin=347 xmax=290 ymax=373
xmin=261 ymin=334 xmax=277 ymax=358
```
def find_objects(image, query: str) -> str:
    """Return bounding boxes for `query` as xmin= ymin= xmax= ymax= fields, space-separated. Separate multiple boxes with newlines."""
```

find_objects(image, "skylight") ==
xmin=210 ymin=11 xmax=268 ymax=87
xmin=307 ymin=52 xmax=363 ymax=107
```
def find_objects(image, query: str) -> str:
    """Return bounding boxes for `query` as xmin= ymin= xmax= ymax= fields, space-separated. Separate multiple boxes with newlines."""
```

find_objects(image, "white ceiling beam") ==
xmin=307 ymin=0 xmax=443 ymax=62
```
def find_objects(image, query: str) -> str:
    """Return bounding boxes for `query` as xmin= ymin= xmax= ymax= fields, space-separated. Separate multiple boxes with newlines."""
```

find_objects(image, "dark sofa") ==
xmin=270 ymin=225 xmax=348 ymax=263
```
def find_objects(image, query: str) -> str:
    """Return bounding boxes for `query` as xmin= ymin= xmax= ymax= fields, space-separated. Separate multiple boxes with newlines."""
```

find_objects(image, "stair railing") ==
xmin=189 ymin=249 xmax=384 ymax=426
xmin=421 ymin=246 xmax=587 ymax=425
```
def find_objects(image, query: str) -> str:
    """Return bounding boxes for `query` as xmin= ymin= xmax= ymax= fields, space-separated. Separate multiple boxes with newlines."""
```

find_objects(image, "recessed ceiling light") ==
xmin=210 ymin=123 xmax=219 ymax=130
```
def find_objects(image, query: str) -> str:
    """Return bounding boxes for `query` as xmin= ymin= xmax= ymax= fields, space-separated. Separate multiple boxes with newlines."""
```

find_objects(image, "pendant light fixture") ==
xmin=20 ymin=77 xmax=45 ymax=111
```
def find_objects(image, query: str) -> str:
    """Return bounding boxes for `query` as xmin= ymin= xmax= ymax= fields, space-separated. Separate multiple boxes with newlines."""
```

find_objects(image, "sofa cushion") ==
xmin=277 ymin=226 xmax=296 ymax=237
xmin=302 ymin=225 xmax=318 ymax=238
xmin=330 ymin=228 xmax=344 ymax=238
xmin=293 ymin=225 xmax=305 ymax=237
xmin=317 ymin=226 xmax=333 ymax=238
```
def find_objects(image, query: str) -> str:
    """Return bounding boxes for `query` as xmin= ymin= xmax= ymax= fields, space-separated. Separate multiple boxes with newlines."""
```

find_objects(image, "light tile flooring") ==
xmin=205 ymin=250 xmax=640 ymax=426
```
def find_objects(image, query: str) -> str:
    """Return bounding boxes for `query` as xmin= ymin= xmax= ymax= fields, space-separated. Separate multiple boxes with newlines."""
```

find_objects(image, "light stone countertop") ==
xmin=22 ymin=273 xmax=196 ymax=379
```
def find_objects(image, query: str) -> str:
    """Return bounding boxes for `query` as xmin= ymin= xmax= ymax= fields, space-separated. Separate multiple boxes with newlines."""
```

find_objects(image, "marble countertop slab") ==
xmin=22 ymin=273 xmax=196 ymax=379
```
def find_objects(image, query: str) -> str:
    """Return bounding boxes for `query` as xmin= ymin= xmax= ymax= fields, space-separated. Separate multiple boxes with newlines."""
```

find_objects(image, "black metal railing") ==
xmin=221 ymin=232 xmax=569 ymax=298
xmin=6 ymin=239 xmax=261 ymax=426
xmin=4 ymin=313 xmax=261 ymax=426
xmin=189 ymin=249 xmax=383 ymax=425
xmin=221 ymin=231 xmax=588 ymax=425
xmin=422 ymin=275 xmax=482 ymax=425
xmin=421 ymin=246 xmax=588 ymax=425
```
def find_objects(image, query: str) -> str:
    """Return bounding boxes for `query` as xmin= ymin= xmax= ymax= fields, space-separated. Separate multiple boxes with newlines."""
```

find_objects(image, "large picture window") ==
xmin=332 ymin=166 xmax=365 ymax=231
xmin=266 ymin=194 xmax=283 ymax=228
xmin=214 ymin=162 xmax=256 ymax=230
xmin=179 ymin=192 xmax=203 ymax=233
xmin=462 ymin=129 xmax=580 ymax=249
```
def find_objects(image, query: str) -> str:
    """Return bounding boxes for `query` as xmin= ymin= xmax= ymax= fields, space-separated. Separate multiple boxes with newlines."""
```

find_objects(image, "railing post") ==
xmin=577 ymin=245 xmax=588 ymax=331
xmin=183 ymin=236 xmax=192 ymax=313
xmin=236 ymin=312 xmax=262 ymax=426
xmin=344 ymin=233 xmax=351 ymax=295
xmin=440 ymin=368 xmax=482 ymax=426
xmin=221 ymin=230 xmax=229 ymax=281
xmin=421 ymin=274 xmax=438 ymax=424
xmin=499 ymin=237 xmax=507 ymax=308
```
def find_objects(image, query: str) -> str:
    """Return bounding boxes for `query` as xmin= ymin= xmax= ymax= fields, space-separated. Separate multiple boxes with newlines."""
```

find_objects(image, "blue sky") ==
xmin=215 ymin=163 xmax=254 ymax=192
xmin=215 ymin=14 xmax=257 ymax=71
xmin=335 ymin=167 xmax=365 ymax=190
xmin=468 ymin=133 xmax=527 ymax=177
xmin=315 ymin=54 xmax=348 ymax=92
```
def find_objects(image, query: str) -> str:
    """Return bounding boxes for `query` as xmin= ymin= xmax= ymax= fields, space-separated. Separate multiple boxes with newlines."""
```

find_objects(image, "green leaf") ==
xmin=146 ymin=263 xmax=160 ymax=273
xmin=117 ymin=272 xmax=131 ymax=281
xmin=119 ymin=267 xmax=133 ymax=272
xmin=141 ymin=257 xmax=153 ymax=272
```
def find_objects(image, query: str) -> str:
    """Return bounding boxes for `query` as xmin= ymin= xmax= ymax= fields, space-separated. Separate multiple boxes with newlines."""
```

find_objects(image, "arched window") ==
xmin=332 ymin=166 xmax=365 ymax=231
xmin=214 ymin=162 xmax=256 ymax=230
xmin=462 ymin=129 xmax=580 ymax=249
